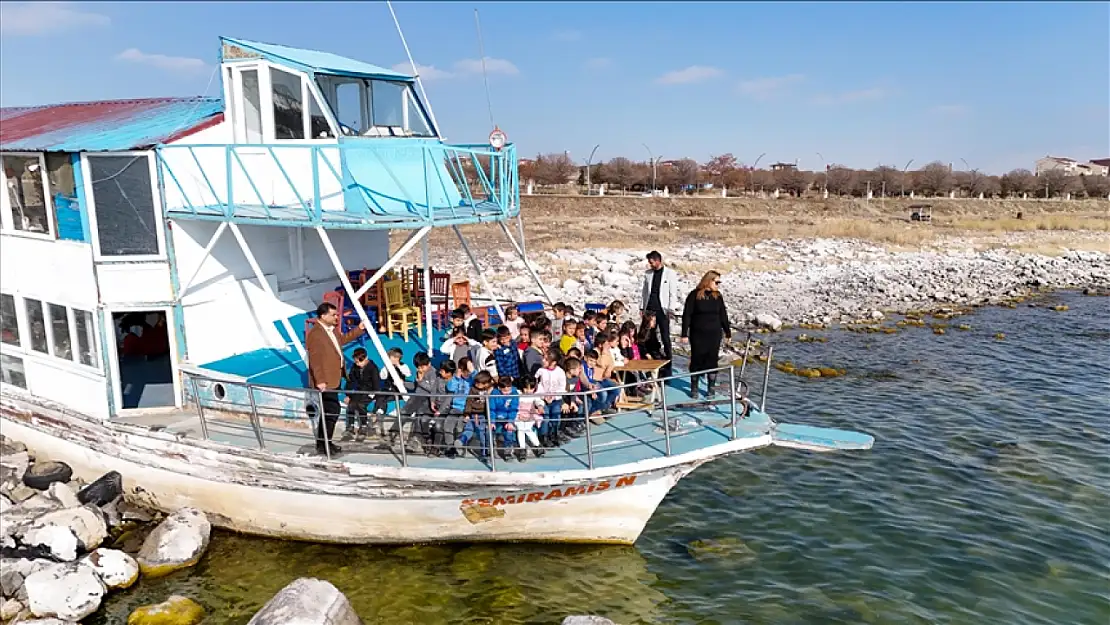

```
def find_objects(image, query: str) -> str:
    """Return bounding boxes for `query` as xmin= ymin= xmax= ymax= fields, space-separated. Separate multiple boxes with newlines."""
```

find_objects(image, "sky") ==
xmin=1 ymin=1 xmax=1107 ymax=174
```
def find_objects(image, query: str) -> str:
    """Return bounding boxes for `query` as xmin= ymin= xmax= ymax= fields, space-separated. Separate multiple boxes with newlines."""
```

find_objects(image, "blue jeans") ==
xmin=539 ymin=399 xmax=563 ymax=438
xmin=594 ymin=380 xmax=618 ymax=410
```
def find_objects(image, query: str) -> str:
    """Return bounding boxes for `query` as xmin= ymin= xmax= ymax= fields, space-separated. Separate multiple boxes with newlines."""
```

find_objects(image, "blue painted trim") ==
xmin=225 ymin=148 xmax=233 ymax=217
xmin=70 ymin=152 xmax=92 ymax=243
xmin=155 ymin=151 xmax=188 ymax=367
xmin=156 ymin=151 xmax=197 ymax=214
xmin=96 ymin=307 xmax=116 ymax=416
xmin=311 ymin=147 xmax=321 ymax=220
xmin=162 ymin=211 xmax=516 ymax=230
xmin=187 ymin=147 xmax=221 ymax=208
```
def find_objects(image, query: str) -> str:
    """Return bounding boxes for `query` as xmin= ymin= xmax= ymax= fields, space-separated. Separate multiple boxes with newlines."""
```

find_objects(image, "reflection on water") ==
xmin=96 ymin=292 xmax=1110 ymax=624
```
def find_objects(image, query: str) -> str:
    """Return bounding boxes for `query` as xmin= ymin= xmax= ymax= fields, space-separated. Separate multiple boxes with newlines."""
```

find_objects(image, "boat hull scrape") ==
xmin=0 ymin=396 xmax=770 ymax=544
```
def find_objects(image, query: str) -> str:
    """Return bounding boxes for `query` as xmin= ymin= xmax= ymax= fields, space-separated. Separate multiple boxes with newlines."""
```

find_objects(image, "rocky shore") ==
xmin=416 ymin=231 xmax=1110 ymax=328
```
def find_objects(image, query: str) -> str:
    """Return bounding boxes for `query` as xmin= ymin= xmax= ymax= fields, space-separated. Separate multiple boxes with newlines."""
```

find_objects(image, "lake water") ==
xmin=95 ymin=291 xmax=1109 ymax=625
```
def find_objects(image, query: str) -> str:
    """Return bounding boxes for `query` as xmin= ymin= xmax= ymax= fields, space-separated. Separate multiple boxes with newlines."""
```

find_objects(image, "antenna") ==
xmin=474 ymin=8 xmax=496 ymax=129
xmin=386 ymin=1 xmax=442 ymax=138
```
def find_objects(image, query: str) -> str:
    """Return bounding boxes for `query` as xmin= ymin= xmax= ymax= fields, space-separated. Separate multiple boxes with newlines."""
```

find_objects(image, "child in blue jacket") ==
xmin=489 ymin=376 xmax=520 ymax=462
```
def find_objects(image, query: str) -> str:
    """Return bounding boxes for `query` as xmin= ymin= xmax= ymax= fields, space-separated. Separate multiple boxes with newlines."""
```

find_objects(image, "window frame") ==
xmin=1 ymin=293 xmax=20 ymax=348
xmin=225 ymin=60 xmax=339 ymax=143
xmin=82 ymin=150 xmax=167 ymax=262
xmin=0 ymin=290 xmax=102 ymax=373
xmin=0 ymin=151 xmax=57 ymax=240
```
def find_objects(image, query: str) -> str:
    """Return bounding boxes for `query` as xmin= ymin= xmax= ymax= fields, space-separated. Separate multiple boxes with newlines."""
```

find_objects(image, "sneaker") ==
xmin=602 ymin=408 xmax=618 ymax=415
xmin=340 ymin=428 xmax=355 ymax=442
xmin=532 ymin=447 xmax=545 ymax=458
xmin=355 ymin=426 xmax=368 ymax=442
xmin=316 ymin=443 xmax=343 ymax=456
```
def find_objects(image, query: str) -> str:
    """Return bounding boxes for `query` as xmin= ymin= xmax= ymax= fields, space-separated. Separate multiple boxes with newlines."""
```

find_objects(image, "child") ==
xmin=558 ymin=319 xmax=578 ymax=355
xmin=535 ymin=347 xmax=567 ymax=447
xmin=515 ymin=375 xmax=544 ymax=459
xmin=637 ymin=310 xmax=664 ymax=360
xmin=456 ymin=371 xmax=494 ymax=459
xmin=566 ymin=346 xmax=583 ymax=361
xmin=502 ymin=306 xmax=524 ymax=340
xmin=435 ymin=358 xmax=474 ymax=454
xmin=398 ymin=352 xmax=436 ymax=448
xmin=440 ymin=326 xmax=478 ymax=365
xmin=608 ymin=300 xmax=627 ymax=324
xmin=551 ymin=302 xmax=567 ymax=340
xmin=489 ymin=376 xmax=520 ymax=462
xmin=573 ymin=323 xmax=590 ymax=353
xmin=458 ymin=304 xmax=482 ymax=342
xmin=373 ymin=348 xmax=412 ymax=423
xmin=517 ymin=325 xmax=532 ymax=353
xmin=585 ymin=347 xmax=619 ymax=419
xmin=563 ymin=305 xmax=577 ymax=322
xmin=522 ymin=329 xmax=550 ymax=377
xmin=582 ymin=311 xmax=598 ymax=344
xmin=493 ymin=326 xmax=521 ymax=381
xmin=474 ymin=328 xmax=500 ymax=378
xmin=342 ymin=348 xmax=380 ymax=442
xmin=561 ymin=357 xmax=588 ymax=440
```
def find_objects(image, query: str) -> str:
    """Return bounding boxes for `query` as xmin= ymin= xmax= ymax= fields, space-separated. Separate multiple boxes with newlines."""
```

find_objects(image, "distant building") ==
xmin=1035 ymin=156 xmax=1108 ymax=176
xmin=769 ymin=162 xmax=797 ymax=171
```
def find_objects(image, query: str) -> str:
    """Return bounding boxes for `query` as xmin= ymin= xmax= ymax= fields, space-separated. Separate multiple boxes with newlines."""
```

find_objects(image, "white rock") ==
xmin=562 ymin=617 xmax=616 ymax=625
xmin=20 ymin=525 xmax=80 ymax=562
xmin=46 ymin=483 xmax=80 ymax=510
xmin=136 ymin=508 xmax=211 ymax=577
xmin=562 ymin=279 xmax=581 ymax=291
xmin=28 ymin=506 xmax=107 ymax=553
xmin=0 ymin=493 xmax=11 ymax=514
xmin=24 ymin=563 xmax=105 ymax=621
xmin=754 ymin=312 xmax=783 ymax=331
xmin=80 ymin=548 xmax=139 ymax=590
xmin=19 ymin=619 xmax=77 ymax=625
xmin=0 ymin=598 xmax=23 ymax=621
xmin=870 ymin=310 xmax=885 ymax=320
xmin=246 ymin=578 xmax=362 ymax=625
xmin=0 ymin=451 xmax=30 ymax=485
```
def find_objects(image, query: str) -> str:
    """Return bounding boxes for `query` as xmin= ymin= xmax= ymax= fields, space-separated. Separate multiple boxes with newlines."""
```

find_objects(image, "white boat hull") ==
xmin=1 ymin=395 xmax=771 ymax=545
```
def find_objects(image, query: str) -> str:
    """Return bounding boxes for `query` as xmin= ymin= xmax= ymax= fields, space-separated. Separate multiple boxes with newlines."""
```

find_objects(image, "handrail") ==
xmin=180 ymin=359 xmax=770 ymax=471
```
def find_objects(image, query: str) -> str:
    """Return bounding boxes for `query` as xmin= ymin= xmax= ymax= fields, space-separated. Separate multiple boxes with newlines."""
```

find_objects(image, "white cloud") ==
xmin=0 ymin=2 xmax=110 ymax=36
xmin=390 ymin=62 xmax=455 ymax=81
xmin=736 ymin=74 xmax=805 ymax=100
xmin=452 ymin=57 xmax=520 ymax=76
xmin=116 ymin=48 xmax=208 ymax=74
xmin=584 ymin=57 xmax=614 ymax=70
xmin=813 ymin=87 xmax=888 ymax=105
xmin=655 ymin=65 xmax=724 ymax=85
xmin=931 ymin=104 xmax=969 ymax=116
xmin=551 ymin=29 xmax=583 ymax=42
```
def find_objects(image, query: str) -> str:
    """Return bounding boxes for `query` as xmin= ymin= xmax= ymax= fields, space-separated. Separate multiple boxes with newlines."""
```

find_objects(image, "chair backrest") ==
xmin=382 ymin=279 xmax=405 ymax=309
xmin=516 ymin=301 xmax=545 ymax=315
xmin=585 ymin=302 xmax=607 ymax=313
xmin=347 ymin=270 xmax=364 ymax=290
xmin=451 ymin=281 xmax=471 ymax=308
xmin=323 ymin=290 xmax=344 ymax=311
xmin=430 ymin=272 xmax=450 ymax=298
xmin=411 ymin=266 xmax=425 ymax=293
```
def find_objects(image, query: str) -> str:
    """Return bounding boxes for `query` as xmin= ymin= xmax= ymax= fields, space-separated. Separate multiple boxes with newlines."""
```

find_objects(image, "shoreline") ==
xmin=402 ymin=229 xmax=1110 ymax=327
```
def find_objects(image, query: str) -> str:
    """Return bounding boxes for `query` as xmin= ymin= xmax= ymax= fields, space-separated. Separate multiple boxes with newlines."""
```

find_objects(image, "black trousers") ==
xmin=312 ymin=390 xmax=342 ymax=449
xmin=648 ymin=307 xmax=674 ymax=379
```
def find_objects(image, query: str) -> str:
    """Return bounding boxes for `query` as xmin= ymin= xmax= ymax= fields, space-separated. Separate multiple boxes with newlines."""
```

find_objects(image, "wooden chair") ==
xmin=451 ymin=280 xmax=490 ymax=326
xmin=409 ymin=266 xmax=426 ymax=308
xmin=429 ymin=271 xmax=452 ymax=329
xmin=358 ymin=270 xmax=383 ymax=330
xmin=323 ymin=290 xmax=362 ymax=337
xmin=383 ymin=279 xmax=422 ymax=342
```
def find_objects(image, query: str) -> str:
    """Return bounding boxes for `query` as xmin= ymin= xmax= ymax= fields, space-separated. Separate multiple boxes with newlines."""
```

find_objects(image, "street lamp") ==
xmin=585 ymin=144 xmax=600 ymax=196
xmin=816 ymin=152 xmax=827 ymax=197
xmin=901 ymin=158 xmax=914 ymax=197
xmin=642 ymin=143 xmax=657 ymax=193
xmin=750 ymin=152 xmax=766 ymax=196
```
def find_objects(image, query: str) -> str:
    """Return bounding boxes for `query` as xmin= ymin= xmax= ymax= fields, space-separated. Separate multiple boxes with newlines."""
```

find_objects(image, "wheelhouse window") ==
xmin=74 ymin=308 xmax=98 ymax=368
xmin=86 ymin=154 xmax=162 ymax=258
xmin=240 ymin=69 xmax=264 ymax=144
xmin=2 ymin=153 xmax=53 ymax=236
xmin=316 ymin=76 xmax=434 ymax=138
xmin=1 ymin=294 xmax=18 ymax=346
xmin=24 ymin=298 xmax=47 ymax=354
xmin=370 ymin=80 xmax=405 ymax=128
xmin=270 ymin=67 xmax=305 ymax=140
xmin=48 ymin=303 xmax=71 ymax=360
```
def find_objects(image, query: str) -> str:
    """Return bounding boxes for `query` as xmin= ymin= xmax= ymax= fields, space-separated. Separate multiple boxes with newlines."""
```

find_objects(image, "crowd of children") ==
xmin=338 ymin=301 xmax=668 ymax=462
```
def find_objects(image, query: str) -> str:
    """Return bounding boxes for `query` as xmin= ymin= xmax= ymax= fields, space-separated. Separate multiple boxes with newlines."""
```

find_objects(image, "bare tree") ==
xmin=603 ymin=157 xmax=638 ymax=191
xmin=871 ymin=165 xmax=900 ymax=196
xmin=533 ymin=152 xmax=577 ymax=187
xmin=916 ymin=161 xmax=954 ymax=197
xmin=703 ymin=153 xmax=738 ymax=187
xmin=1000 ymin=168 xmax=1036 ymax=197
xmin=724 ymin=167 xmax=749 ymax=192
xmin=825 ymin=165 xmax=855 ymax=196
xmin=774 ymin=168 xmax=811 ymax=197
xmin=673 ymin=158 xmax=699 ymax=193
xmin=1041 ymin=170 xmax=1079 ymax=198
xmin=1082 ymin=174 xmax=1110 ymax=198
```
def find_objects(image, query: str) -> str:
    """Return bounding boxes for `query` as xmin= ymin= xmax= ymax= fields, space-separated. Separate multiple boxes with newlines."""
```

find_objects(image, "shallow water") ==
xmin=95 ymin=291 xmax=1110 ymax=624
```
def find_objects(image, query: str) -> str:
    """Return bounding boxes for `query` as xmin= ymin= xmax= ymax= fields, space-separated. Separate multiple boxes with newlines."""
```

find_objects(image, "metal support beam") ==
xmin=499 ymin=220 xmax=554 ymax=306
xmin=314 ymin=226 xmax=408 ymax=397
xmin=422 ymin=236 xmax=433 ymax=356
xmin=177 ymin=221 xmax=227 ymax=301
xmin=453 ymin=225 xmax=505 ymax=322
xmin=228 ymin=223 xmax=307 ymax=362
xmin=353 ymin=226 xmax=432 ymax=301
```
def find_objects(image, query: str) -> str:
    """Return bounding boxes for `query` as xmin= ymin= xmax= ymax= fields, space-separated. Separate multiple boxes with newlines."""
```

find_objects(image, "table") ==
xmin=613 ymin=359 xmax=670 ymax=410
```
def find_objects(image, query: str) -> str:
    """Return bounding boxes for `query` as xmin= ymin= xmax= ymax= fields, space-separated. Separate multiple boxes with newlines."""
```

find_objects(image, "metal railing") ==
xmin=155 ymin=141 xmax=519 ymax=228
xmin=181 ymin=346 xmax=776 ymax=470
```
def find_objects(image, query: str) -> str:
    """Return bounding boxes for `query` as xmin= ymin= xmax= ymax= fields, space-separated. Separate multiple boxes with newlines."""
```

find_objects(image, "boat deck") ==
xmin=114 ymin=384 xmax=774 ymax=473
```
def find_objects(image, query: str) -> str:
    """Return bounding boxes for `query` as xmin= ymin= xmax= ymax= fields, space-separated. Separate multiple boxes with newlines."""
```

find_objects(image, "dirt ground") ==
xmin=394 ymin=195 xmax=1110 ymax=257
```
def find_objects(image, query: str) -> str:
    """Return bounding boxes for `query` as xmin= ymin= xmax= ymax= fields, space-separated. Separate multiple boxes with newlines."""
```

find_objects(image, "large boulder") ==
xmin=24 ymin=506 xmax=108 ymax=556
xmin=0 ymin=567 xmax=23 ymax=598
xmin=81 ymin=548 xmax=139 ymax=590
xmin=136 ymin=508 xmax=211 ymax=578
xmin=46 ymin=483 xmax=81 ymax=510
xmin=23 ymin=563 xmax=105 ymax=621
xmin=127 ymin=595 xmax=205 ymax=625
xmin=19 ymin=525 xmax=80 ymax=562
xmin=754 ymin=312 xmax=783 ymax=332
xmin=246 ymin=578 xmax=362 ymax=625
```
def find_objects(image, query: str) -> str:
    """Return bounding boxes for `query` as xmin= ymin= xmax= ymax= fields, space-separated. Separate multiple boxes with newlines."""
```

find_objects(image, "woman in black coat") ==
xmin=680 ymin=271 xmax=732 ymax=399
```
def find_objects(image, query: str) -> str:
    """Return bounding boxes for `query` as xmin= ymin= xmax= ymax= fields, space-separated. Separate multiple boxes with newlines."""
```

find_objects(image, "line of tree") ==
xmin=516 ymin=152 xmax=1110 ymax=199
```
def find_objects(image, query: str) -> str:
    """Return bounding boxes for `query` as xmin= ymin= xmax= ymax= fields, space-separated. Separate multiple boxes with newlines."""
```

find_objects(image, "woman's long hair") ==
xmin=695 ymin=271 xmax=722 ymax=300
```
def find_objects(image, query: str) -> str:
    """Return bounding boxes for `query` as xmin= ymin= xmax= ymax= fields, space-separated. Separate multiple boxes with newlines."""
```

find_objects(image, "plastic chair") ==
xmin=383 ymin=279 xmax=422 ymax=342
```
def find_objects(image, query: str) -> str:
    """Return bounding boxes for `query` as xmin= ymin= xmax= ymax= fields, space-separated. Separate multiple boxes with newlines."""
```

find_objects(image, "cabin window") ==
xmin=74 ymin=308 xmax=98 ymax=368
xmin=241 ymin=69 xmax=264 ymax=144
xmin=271 ymin=68 xmax=305 ymax=140
xmin=24 ymin=298 xmax=47 ymax=354
xmin=2 ymin=154 xmax=53 ymax=236
xmin=48 ymin=303 xmax=72 ymax=360
xmin=308 ymin=91 xmax=333 ymax=139
xmin=334 ymin=81 xmax=364 ymax=134
xmin=0 ymin=353 xmax=27 ymax=389
xmin=0 ymin=294 xmax=18 ymax=346
xmin=370 ymin=80 xmax=405 ymax=128
xmin=87 ymin=154 xmax=161 ymax=258
xmin=406 ymin=95 xmax=433 ymax=136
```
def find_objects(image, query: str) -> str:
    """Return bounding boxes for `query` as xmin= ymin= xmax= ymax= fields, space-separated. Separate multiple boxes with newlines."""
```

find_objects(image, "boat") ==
xmin=0 ymin=36 xmax=874 ymax=545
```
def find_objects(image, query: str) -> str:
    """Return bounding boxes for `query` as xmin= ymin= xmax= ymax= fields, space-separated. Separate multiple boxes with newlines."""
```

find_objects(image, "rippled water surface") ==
xmin=96 ymin=292 xmax=1110 ymax=624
